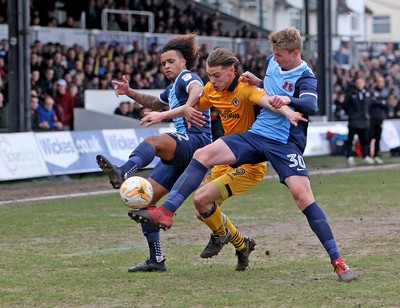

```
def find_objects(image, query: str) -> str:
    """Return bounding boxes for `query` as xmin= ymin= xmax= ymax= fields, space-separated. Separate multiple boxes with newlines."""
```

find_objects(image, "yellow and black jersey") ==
xmin=199 ymin=75 xmax=266 ymax=135
xmin=199 ymin=74 xmax=267 ymax=200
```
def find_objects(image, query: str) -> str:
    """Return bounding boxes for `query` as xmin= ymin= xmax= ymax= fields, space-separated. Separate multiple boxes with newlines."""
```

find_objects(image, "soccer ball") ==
xmin=119 ymin=176 xmax=153 ymax=210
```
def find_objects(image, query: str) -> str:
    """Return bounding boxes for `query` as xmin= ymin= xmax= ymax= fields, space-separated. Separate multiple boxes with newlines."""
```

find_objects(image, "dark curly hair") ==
xmin=160 ymin=33 xmax=200 ymax=70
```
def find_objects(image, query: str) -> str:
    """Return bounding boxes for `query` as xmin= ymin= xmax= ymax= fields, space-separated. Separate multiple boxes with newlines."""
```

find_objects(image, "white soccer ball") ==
xmin=119 ymin=176 xmax=153 ymax=210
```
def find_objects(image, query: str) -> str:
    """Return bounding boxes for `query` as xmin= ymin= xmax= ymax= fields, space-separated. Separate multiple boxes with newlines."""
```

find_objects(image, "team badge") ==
xmin=232 ymin=97 xmax=239 ymax=107
xmin=182 ymin=73 xmax=192 ymax=81
xmin=233 ymin=168 xmax=245 ymax=175
xmin=283 ymin=81 xmax=294 ymax=92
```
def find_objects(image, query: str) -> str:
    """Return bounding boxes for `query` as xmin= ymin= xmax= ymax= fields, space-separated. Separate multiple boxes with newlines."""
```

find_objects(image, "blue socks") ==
xmin=141 ymin=223 xmax=164 ymax=262
xmin=120 ymin=141 xmax=155 ymax=176
xmin=302 ymin=202 xmax=340 ymax=261
xmin=162 ymin=159 xmax=209 ymax=213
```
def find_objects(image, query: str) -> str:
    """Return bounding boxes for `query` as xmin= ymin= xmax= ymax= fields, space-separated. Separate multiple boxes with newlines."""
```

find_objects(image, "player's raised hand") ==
xmin=111 ymin=75 xmax=130 ymax=97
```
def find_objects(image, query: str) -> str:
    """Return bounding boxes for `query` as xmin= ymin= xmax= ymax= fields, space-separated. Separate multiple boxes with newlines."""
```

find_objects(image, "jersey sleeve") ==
xmin=290 ymin=71 xmax=318 ymax=115
xmin=179 ymin=72 xmax=203 ymax=94
xmin=158 ymin=84 xmax=172 ymax=105
xmin=242 ymin=84 xmax=267 ymax=106
xmin=174 ymin=71 xmax=203 ymax=106
xmin=198 ymin=82 xmax=213 ymax=109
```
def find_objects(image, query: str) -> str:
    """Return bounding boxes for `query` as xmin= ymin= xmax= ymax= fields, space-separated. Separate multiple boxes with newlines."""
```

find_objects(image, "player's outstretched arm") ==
xmin=270 ymin=94 xmax=318 ymax=116
xmin=111 ymin=75 xmax=164 ymax=111
xmin=268 ymin=95 xmax=291 ymax=109
xmin=140 ymin=105 xmax=205 ymax=127
xmin=257 ymin=94 xmax=307 ymax=126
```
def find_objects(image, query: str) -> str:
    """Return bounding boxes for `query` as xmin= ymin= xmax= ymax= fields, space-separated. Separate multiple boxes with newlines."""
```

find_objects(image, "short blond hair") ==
xmin=268 ymin=27 xmax=302 ymax=53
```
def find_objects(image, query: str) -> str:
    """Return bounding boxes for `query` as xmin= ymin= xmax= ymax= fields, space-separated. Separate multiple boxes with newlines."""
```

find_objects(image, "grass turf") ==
xmin=1 ymin=157 xmax=400 ymax=307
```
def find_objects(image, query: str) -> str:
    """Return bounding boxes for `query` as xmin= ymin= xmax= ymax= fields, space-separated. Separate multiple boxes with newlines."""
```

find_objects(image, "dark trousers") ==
xmin=369 ymin=119 xmax=383 ymax=157
xmin=346 ymin=126 xmax=370 ymax=158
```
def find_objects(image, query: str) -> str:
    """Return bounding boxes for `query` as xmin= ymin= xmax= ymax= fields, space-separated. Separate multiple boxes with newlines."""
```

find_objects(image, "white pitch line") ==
xmin=0 ymin=189 xmax=117 ymax=206
xmin=265 ymin=162 xmax=400 ymax=179
xmin=1 ymin=163 xmax=399 ymax=206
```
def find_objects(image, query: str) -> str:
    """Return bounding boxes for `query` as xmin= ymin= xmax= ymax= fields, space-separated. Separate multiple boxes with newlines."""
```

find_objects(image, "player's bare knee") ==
xmin=193 ymin=148 xmax=209 ymax=166
xmin=193 ymin=190 xmax=209 ymax=212
xmin=192 ymin=149 xmax=204 ymax=161
xmin=293 ymin=193 xmax=314 ymax=210
xmin=142 ymin=136 xmax=159 ymax=150
xmin=193 ymin=191 xmax=203 ymax=208
xmin=143 ymin=135 xmax=155 ymax=143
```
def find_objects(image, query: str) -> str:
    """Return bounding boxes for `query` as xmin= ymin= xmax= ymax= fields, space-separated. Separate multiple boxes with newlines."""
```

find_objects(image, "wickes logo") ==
xmin=107 ymin=135 xmax=138 ymax=150
xmin=38 ymin=138 xmax=75 ymax=155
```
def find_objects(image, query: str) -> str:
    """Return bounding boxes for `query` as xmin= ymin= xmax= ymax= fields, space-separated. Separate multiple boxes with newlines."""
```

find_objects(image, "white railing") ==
xmin=101 ymin=9 xmax=155 ymax=33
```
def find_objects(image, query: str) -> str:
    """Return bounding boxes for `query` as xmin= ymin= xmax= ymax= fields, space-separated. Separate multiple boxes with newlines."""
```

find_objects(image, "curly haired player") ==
xmin=138 ymin=47 xmax=305 ymax=270
xmin=96 ymin=33 xmax=212 ymax=272
xmin=131 ymin=28 xmax=357 ymax=282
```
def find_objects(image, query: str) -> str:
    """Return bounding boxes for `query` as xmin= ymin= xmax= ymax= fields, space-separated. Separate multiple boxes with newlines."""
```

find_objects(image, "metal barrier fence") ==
xmin=101 ymin=9 xmax=155 ymax=33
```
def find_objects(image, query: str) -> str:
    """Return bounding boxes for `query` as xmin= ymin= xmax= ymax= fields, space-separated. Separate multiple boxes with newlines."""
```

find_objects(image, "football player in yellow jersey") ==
xmin=193 ymin=50 xmax=267 ymax=265
xmin=140 ymin=48 xmax=305 ymax=270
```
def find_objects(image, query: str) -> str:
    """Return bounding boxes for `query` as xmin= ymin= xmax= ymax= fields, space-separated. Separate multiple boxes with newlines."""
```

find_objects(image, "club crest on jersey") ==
xmin=282 ymin=81 xmax=293 ymax=92
xmin=233 ymin=167 xmax=245 ymax=175
xmin=232 ymin=97 xmax=239 ymax=107
xmin=182 ymin=73 xmax=192 ymax=81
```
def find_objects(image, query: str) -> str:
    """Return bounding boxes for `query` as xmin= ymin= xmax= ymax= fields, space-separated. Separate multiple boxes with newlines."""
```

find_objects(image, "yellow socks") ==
xmin=200 ymin=203 xmax=246 ymax=251
xmin=224 ymin=214 xmax=245 ymax=251
xmin=201 ymin=204 xmax=226 ymax=237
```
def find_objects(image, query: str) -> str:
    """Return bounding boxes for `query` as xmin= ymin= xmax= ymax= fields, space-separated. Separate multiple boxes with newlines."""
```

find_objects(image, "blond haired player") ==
xmin=137 ymin=47 xmax=305 ymax=270
xmin=137 ymin=28 xmax=356 ymax=282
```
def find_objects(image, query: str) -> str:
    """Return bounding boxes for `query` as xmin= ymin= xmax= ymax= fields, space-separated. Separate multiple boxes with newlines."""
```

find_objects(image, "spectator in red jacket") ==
xmin=54 ymin=79 xmax=74 ymax=130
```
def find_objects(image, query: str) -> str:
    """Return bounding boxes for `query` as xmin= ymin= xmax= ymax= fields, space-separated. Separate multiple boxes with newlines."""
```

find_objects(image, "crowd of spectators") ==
xmin=332 ymin=46 xmax=400 ymax=121
xmin=114 ymin=100 xmax=152 ymax=120
xmin=1 ymin=37 xmax=400 ymax=132
xmin=0 ymin=35 xmax=268 ymax=131
xmin=0 ymin=0 xmax=263 ymax=39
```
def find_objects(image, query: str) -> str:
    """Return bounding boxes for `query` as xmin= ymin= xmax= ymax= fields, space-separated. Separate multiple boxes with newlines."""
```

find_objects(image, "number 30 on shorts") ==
xmin=287 ymin=154 xmax=306 ymax=169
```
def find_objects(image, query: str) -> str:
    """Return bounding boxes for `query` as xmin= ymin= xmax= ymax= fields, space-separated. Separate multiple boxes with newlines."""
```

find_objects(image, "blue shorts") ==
xmin=149 ymin=161 xmax=187 ymax=191
xmin=165 ymin=132 xmax=211 ymax=167
xmin=221 ymin=131 xmax=309 ymax=183
xmin=151 ymin=132 xmax=211 ymax=190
